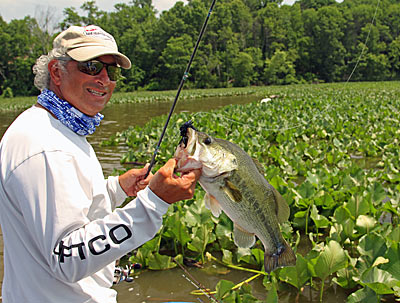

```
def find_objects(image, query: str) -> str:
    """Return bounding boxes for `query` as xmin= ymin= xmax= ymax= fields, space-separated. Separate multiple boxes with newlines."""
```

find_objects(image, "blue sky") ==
xmin=0 ymin=0 xmax=296 ymax=23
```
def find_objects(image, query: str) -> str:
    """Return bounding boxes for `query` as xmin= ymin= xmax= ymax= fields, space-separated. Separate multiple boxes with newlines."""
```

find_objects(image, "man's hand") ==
xmin=119 ymin=164 xmax=153 ymax=197
xmin=149 ymin=158 xmax=202 ymax=204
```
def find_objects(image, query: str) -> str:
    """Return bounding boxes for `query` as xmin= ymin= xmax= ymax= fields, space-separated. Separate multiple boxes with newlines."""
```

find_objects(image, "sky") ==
xmin=0 ymin=0 xmax=296 ymax=23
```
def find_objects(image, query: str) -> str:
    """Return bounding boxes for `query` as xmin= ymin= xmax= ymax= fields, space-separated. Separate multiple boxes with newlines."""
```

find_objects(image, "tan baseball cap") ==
xmin=53 ymin=25 xmax=131 ymax=69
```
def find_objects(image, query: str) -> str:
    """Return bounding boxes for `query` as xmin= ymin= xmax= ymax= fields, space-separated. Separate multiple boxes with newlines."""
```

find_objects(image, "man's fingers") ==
xmin=182 ymin=168 xmax=202 ymax=182
xmin=160 ymin=158 xmax=177 ymax=177
xmin=137 ymin=163 xmax=150 ymax=176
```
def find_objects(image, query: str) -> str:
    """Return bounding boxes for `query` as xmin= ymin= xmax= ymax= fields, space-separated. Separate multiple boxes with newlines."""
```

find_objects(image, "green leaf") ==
xmin=333 ymin=266 xmax=358 ymax=289
xmin=361 ymin=267 xmax=398 ymax=295
xmin=215 ymin=280 xmax=235 ymax=300
xmin=222 ymin=249 xmax=233 ymax=264
xmin=334 ymin=205 xmax=351 ymax=222
xmin=333 ymin=138 xmax=341 ymax=148
xmin=310 ymin=205 xmax=330 ymax=229
xmin=266 ymin=283 xmax=278 ymax=303
xmin=368 ymin=182 xmax=387 ymax=204
xmin=357 ymin=233 xmax=387 ymax=264
xmin=355 ymin=215 xmax=376 ymax=234
xmin=251 ymin=248 xmax=264 ymax=267
xmin=381 ymin=242 xmax=400 ymax=280
xmin=314 ymin=240 xmax=348 ymax=280
xmin=347 ymin=287 xmax=380 ymax=303
xmin=166 ymin=213 xmax=191 ymax=246
xmin=297 ymin=181 xmax=315 ymax=199
xmin=346 ymin=196 xmax=370 ymax=218
xmin=236 ymin=247 xmax=253 ymax=264
xmin=306 ymin=172 xmax=321 ymax=187
xmin=278 ymin=254 xmax=310 ymax=290
xmin=184 ymin=198 xmax=213 ymax=227
xmin=148 ymin=253 xmax=177 ymax=270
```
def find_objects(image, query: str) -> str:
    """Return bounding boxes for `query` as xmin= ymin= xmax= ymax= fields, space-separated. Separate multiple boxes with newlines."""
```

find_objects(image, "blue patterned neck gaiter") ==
xmin=37 ymin=89 xmax=104 ymax=136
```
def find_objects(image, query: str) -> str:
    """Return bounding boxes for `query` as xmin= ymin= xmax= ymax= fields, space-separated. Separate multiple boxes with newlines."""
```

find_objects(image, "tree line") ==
xmin=0 ymin=0 xmax=399 ymax=97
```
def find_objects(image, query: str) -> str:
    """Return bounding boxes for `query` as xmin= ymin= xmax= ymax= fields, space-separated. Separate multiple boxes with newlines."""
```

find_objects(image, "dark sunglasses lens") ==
xmin=106 ymin=66 xmax=121 ymax=81
xmin=78 ymin=61 xmax=103 ymax=76
xmin=78 ymin=61 xmax=120 ymax=81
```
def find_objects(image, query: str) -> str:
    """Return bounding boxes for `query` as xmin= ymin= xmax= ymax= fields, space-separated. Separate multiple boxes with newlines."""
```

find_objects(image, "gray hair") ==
xmin=33 ymin=47 xmax=71 ymax=91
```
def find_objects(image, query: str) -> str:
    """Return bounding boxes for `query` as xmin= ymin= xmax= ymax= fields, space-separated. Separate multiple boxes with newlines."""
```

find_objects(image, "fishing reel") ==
xmin=113 ymin=263 xmax=142 ymax=284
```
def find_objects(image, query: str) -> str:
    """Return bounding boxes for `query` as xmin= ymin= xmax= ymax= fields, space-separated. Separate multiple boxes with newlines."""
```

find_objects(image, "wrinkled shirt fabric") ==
xmin=0 ymin=105 xmax=169 ymax=302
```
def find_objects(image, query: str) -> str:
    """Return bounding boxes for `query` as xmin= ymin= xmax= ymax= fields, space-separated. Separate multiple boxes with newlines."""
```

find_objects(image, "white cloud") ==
xmin=0 ymin=0 xmax=189 ymax=22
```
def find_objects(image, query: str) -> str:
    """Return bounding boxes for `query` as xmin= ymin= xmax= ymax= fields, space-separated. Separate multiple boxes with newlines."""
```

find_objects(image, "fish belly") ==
xmin=201 ymin=180 xmax=275 ymax=249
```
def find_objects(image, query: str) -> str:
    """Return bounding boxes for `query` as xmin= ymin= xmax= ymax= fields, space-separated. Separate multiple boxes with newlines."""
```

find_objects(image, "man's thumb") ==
xmin=163 ymin=158 xmax=177 ymax=174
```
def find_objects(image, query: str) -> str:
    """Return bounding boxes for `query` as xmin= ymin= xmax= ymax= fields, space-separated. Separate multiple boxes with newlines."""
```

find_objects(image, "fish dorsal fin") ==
xmin=252 ymin=158 xmax=265 ymax=175
xmin=223 ymin=180 xmax=242 ymax=202
xmin=270 ymin=185 xmax=290 ymax=223
xmin=204 ymin=193 xmax=222 ymax=217
xmin=233 ymin=223 xmax=255 ymax=248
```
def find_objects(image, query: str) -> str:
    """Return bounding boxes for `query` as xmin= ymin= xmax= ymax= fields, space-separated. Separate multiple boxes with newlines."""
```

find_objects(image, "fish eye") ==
xmin=203 ymin=137 xmax=212 ymax=145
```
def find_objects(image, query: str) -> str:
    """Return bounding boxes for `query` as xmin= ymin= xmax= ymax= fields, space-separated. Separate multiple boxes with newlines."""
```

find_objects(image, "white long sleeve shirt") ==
xmin=0 ymin=106 xmax=169 ymax=302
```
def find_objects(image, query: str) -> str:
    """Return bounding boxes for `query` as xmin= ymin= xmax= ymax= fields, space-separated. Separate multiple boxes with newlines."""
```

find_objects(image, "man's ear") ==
xmin=48 ymin=59 xmax=62 ymax=86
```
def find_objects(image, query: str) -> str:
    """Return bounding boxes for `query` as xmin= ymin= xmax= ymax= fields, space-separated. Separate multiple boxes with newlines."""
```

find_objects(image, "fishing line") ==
xmin=173 ymin=258 xmax=221 ymax=303
xmin=346 ymin=0 xmax=381 ymax=84
xmin=144 ymin=0 xmax=217 ymax=178
xmin=187 ymin=0 xmax=381 ymax=134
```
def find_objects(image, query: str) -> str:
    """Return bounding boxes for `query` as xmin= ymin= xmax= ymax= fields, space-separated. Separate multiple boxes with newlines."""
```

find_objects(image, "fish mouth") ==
xmin=179 ymin=120 xmax=197 ymax=147
xmin=175 ymin=122 xmax=202 ymax=173
xmin=175 ymin=121 xmax=238 ymax=178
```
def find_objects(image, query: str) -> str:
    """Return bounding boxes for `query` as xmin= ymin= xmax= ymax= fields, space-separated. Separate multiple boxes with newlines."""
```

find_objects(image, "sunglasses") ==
xmin=77 ymin=60 xmax=121 ymax=81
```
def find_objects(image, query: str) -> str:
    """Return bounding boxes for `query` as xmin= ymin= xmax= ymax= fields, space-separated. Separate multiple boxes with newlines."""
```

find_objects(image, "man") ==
xmin=0 ymin=25 xmax=201 ymax=302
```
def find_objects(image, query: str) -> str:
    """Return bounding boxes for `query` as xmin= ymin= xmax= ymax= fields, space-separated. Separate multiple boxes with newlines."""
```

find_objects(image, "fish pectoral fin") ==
xmin=233 ymin=223 xmax=255 ymax=248
xmin=263 ymin=240 xmax=296 ymax=273
xmin=204 ymin=193 xmax=222 ymax=217
xmin=270 ymin=185 xmax=290 ymax=223
xmin=223 ymin=180 xmax=242 ymax=202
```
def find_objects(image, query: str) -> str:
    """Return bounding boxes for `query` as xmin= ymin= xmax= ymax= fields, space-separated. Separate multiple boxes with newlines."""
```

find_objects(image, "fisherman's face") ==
xmin=51 ymin=55 xmax=117 ymax=116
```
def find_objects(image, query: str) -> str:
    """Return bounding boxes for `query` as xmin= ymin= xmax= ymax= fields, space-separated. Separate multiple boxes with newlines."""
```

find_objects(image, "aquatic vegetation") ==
xmin=107 ymin=81 xmax=400 ymax=301
xmin=108 ymin=87 xmax=262 ymax=104
xmin=0 ymin=95 xmax=36 ymax=112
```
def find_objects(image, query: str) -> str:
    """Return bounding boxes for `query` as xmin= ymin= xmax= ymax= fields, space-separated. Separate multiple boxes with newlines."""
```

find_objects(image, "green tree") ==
xmin=2 ymin=0 xmax=400 ymax=95
xmin=244 ymin=46 xmax=264 ymax=84
xmin=0 ymin=17 xmax=42 ymax=96
xmin=156 ymin=34 xmax=194 ymax=90
xmin=60 ymin=1 xmax=107 ymax=29
xmin=388 ymin=36 xmax=400 ymax=79
xmin=301 ymin=6 xmax=345 ymax=82
xmin=263 ymin=49 xmax=297 ymax=85
xmin=299 ymin=0 xmax=336 ymax=10
xmin=106 ymin=2 xmax=157 ymax=89
xmin=255 ymin=3 xmax=288 ymax=59
xmin=231 ymin=52 xmax=255 ymax=87
xmin=191 ymin=44 xmax=219 ymax=89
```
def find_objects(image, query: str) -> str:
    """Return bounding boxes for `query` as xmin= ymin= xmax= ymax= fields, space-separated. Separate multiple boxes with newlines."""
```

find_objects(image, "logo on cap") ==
xmin=84 ymin=25 xmax=115 ymax=43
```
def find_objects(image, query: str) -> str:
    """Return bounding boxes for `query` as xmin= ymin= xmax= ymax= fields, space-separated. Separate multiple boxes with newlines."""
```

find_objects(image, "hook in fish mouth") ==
xmin=179 ymin=120 xmax=197 ymax=147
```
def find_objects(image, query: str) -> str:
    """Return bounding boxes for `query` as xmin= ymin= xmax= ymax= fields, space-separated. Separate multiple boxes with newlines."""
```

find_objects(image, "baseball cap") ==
xmin=53 ymin=25 xmax=131 ymax=69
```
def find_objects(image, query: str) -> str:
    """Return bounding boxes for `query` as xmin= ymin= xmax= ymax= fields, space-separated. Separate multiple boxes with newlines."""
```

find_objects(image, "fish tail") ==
xmin=264 ymin=240 xmax=296 ymax=273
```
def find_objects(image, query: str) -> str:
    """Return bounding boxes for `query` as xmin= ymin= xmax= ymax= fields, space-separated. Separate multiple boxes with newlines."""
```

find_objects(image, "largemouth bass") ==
xmin=175 ymin=122 xmax=296 ymax=273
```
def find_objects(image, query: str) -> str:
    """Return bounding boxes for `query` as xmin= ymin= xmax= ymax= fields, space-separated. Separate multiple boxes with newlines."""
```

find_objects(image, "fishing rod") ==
xmin=144 ymin=0 xmax=217 ymax=178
